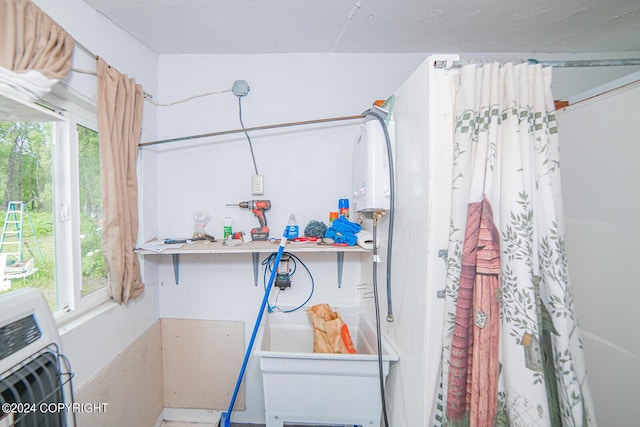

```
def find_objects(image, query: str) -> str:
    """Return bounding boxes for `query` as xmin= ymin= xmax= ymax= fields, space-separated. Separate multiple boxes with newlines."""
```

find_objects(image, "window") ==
xmin=77 ymin=125 xmax=107 ymax=297
xmin=0 ymin=94 xmax=109 ymax=315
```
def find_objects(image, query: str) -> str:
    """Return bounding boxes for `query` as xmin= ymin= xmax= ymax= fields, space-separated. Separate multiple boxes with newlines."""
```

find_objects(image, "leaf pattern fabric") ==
xmin=433 ymin=63 xmax=595 ymax=426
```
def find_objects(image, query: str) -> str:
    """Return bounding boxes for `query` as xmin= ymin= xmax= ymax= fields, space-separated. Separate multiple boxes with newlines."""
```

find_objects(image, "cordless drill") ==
xmin=226 ymin=200 xmax=271 ymax=241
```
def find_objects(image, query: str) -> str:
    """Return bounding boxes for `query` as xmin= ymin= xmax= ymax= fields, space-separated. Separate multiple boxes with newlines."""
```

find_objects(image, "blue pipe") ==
xmin=219 ymin=234 xmax=288 ymax=427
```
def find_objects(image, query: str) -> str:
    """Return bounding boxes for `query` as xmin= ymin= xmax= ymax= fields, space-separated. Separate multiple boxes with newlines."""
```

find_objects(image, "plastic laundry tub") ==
xmin=255 ymin=306 xmax=399 ymax=427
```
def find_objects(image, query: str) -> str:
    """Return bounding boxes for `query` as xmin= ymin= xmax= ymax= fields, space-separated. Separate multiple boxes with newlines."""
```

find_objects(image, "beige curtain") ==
xmin=0 ymin=0 xmax=74 ymax=78
xmin=97 ymin=57 xmax=144 ymax=304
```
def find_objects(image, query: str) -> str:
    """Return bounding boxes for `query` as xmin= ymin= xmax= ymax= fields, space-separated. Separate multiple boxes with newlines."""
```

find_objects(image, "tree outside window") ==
xmin=0 ymin=119 xmax=107 ymax=311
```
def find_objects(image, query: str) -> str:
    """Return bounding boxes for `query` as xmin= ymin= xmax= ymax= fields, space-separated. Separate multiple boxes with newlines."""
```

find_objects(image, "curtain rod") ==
xmin=433 ymin=58 xmax=640 ymax=69
xmin=74 ymin=40 xmax=97 ymax=60
xmin=72 ymin=39 xmax=155 ymax=99
xmin=139 ymin=114 xmax=365 ymax=148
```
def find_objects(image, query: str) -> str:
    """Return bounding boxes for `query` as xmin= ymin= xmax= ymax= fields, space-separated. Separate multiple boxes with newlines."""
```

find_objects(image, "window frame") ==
xmin=0 ymin=81 xmax=112 ymax=321
xmin=40 ymin=90 xmax=111 ymax=320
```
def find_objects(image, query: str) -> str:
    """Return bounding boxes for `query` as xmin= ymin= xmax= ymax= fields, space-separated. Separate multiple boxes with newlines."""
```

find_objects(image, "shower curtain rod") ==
xmin=433 ymin=58 xmax=640 ymax=69
xmin=138 ymin=114 xmax=365 ymax=148
xmin=136 ymin=57 xmax=637 ymax=147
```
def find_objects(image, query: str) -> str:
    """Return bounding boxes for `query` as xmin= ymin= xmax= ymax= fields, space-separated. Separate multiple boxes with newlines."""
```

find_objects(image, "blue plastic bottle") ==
xmin=286 ymin=214 xmax=299 ymax=239
xmin=339 ymin=197 xmax=349 ymax=219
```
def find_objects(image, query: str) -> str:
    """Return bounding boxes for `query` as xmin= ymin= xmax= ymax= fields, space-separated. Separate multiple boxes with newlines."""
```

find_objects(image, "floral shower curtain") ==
xmin=433 ymin=63 xmax=595 ymax=426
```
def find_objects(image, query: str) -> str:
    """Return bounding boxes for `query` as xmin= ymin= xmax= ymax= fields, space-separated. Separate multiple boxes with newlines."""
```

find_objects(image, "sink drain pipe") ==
xmin=218 ymin=234 xmax=288 ymax=427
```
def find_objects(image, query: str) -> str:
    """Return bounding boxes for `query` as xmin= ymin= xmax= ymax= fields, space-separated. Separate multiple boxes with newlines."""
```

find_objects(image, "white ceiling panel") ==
xmin=81 ymin=0 xmax=640 ymax=54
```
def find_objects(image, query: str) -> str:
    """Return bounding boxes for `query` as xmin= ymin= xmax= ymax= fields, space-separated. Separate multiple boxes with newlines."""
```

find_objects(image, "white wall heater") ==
xmin=0 ymin=288 xmax=75 ymax=427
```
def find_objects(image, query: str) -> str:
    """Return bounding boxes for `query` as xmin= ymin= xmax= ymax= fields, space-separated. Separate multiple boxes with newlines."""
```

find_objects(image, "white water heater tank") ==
xmin=352 ymin=115 xmax=395 ymax=215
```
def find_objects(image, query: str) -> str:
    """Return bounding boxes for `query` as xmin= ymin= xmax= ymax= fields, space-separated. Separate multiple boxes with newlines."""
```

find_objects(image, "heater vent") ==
xmin=0 ymin=344 xmax=73 ymax=427
xmin=0 ymin=315 xmax=41 ymax=361
xmin=0 ymin=289 xmax=75 ymax=426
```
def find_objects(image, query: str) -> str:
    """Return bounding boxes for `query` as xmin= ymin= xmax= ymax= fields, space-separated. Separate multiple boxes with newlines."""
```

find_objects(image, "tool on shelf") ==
xmin=226 ymin=200 xmax=271 ymax=241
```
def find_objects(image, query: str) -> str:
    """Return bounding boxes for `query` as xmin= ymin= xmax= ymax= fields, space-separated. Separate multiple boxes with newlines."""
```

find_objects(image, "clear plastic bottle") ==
xmin=286 ymin=214 xmax=299 ymax=239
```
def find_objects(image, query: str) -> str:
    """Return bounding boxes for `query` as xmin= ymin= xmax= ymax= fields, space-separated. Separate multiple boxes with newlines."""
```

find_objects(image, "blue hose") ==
xmin=219 ymin=234 xmax=288 ymax=427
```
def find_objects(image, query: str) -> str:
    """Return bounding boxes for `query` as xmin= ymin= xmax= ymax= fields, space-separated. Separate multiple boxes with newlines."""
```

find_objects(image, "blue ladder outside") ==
xmin=0 ymin=201 xmax=44 ymax=265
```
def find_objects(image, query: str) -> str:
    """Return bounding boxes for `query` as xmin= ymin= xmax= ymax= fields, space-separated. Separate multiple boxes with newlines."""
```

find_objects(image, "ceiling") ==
xmin=80 ymin=0 xmax=640 ymax=55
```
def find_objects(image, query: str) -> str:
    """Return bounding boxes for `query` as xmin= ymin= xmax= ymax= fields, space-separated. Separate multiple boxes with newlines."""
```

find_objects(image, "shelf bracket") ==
xmin=172 ymin=254 xmax=180 ymax=284
xmin=252 ymin=253 xmax=260 ymax=286
xmin=337 ymin=252 xmax=344 ymax=288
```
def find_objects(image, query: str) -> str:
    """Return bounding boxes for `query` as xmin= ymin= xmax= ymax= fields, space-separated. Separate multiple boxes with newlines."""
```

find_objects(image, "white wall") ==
xmin=151 ymin=53 xmax=425 ymax=423
xmin=29 ymin=1 xmax=640 ymax=423
xmin=355 ymin=56 xmax=458 ymax=426
xmin=152 ymin=53 xmax=426 ymax=238
xmin=32 ymin=0 xmax=160 ymax=391
xmin=557 ymin=76 xmax=640 ymax=426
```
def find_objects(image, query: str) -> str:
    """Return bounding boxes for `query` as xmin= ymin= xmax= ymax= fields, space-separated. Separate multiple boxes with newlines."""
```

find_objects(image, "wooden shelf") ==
xmin=136 ymin=239 xmax=369 ymax=286
xmin=135 ymin=239 xmax=369 ymax=255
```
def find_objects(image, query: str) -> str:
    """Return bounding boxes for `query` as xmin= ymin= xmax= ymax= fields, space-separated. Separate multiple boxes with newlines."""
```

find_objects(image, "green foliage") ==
xmin=0 ymin=121 xmax=53 ymax=209
xmin=25 ymin=210 xmax=54 ymax=235
xmin=77 ymin=125 xmax=107 ymax=289
xmin=2 ymin=233 xmax=57 ymax=309
xmin=80 ymin=213 xmax=107 ymax=278
xmin=0 ymin=121 xmax=107 ymax=307
xmin=77 ymin=125 xmax=102 ymax=217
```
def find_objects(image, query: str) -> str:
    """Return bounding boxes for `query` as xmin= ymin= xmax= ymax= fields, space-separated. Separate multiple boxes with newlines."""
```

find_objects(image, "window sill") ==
xmin=56 ymin=292 xmax=115 ymax=336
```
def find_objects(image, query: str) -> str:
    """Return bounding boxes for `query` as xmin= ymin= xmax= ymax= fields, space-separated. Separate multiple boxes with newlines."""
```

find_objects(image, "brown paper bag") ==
xmin=308 ymin=303 xmax=357 ymax=354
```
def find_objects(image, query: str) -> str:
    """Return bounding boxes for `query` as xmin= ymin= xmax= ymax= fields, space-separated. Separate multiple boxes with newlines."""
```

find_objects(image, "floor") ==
xmin=161 ymin=422 xmax=218 ymax=427
xmin=161 ymin=422 xmax=262 ymax=427
xmin=162 ymin=422 xmax=354 ymax=427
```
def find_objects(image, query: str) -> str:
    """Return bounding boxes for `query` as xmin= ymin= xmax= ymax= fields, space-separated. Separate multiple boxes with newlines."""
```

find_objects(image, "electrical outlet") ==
xmin=252 ymin=175 xmax=264 ymax=195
